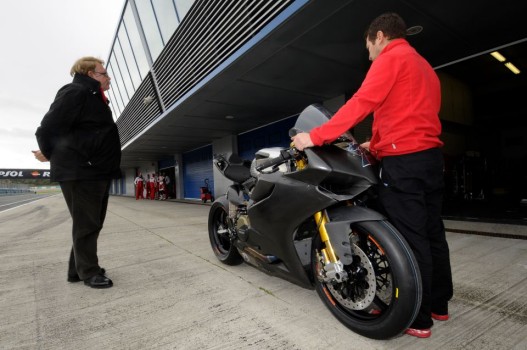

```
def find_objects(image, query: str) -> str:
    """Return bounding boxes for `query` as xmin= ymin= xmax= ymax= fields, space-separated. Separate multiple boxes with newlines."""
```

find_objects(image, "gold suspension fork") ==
xmin=294 ymin=151 xmax=338 ymax=264
xmin=293 ymin=148 xmax=347 ymax=282
xmin=293 ymin=147 xmax=339 ymax=259
xmin=314 ymin=210 xmax=338 ymax=263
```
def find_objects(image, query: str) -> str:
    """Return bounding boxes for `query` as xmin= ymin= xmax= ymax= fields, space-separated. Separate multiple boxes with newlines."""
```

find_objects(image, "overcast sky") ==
xmin=0 ymin=1 xmax=125 ymax=169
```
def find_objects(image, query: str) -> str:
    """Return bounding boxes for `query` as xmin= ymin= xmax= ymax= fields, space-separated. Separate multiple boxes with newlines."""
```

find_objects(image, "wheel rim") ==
xmin=211 ymin=206 xmax=231 ymax=256
xmin=326 ymin=243 xmax=376 ymax=310
xmin=317 ymin=228 xmax=394 ymax=317
xmin=366 ymin=234 xmax=393 ymax=305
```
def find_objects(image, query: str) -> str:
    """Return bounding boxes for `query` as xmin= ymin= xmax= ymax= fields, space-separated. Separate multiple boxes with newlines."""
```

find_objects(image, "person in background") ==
xmin=149 ymin=173 xmax=157 ymax=200
xmin=146 ymin=174 xmax=152 ymax=199
xmin=158 ymin=173 xmax=166 ymax=200
xmin=134 ymin=173 xmax=144 ymax=200
xmin=291 ymin=13 xmax=453 ymax=338
xmin=33 ymin=56 xmax=120 ymax=289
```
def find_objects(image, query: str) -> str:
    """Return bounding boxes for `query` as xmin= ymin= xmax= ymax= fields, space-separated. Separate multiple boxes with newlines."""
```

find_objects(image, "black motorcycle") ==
xmin=208 ymin=104 xmax=421 ymax=339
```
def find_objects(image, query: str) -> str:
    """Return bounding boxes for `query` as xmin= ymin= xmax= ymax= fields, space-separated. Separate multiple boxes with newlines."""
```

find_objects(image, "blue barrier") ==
xmin=0 ymin=188 xmax=33 ymax=196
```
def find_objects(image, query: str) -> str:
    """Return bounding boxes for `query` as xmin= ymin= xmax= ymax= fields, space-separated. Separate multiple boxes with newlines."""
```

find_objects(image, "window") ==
xmin=175 ymin=0 xmax=194 ymax=20
xmin=108 ymin=62 xmax=128 ymax=111
xmin=113 ymin=38 xmax=136 ymax=98
xmin=135 ymin=0 xmax=164 ymax=61
xmin=108 ymin=88 xmax=122 ymax=119
xmin=118 ymin=23 xmax=142 ymax=89
xmin=123 ymin=5 xmax=150 ymax=77
xmin=152 ymin=0 xmax=179 ymax=43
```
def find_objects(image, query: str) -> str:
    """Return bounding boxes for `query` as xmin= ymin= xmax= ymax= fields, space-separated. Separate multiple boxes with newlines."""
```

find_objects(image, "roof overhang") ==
xmin=120 ymin=0 xmax=527 ymax=167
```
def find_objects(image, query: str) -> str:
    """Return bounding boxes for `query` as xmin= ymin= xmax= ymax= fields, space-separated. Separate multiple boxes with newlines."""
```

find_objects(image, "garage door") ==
xmin=238 ymin=116 xmax=296 ymax=160
xmin=183 ymin=145 xmax=214 ymax=199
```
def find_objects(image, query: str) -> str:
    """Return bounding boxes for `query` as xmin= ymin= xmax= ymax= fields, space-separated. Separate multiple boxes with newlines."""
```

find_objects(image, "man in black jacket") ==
xmin=33 ymin=56 xmax=121 ymax=288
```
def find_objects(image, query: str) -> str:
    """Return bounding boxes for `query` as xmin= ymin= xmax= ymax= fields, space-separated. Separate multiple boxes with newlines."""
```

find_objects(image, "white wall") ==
xmin=123 ymin=167 xmax=136 ymax=196
xmin=174 ymin=154 xmax=183 ymax=199
xmin=121 ymin=161 xmax=159 ymax=197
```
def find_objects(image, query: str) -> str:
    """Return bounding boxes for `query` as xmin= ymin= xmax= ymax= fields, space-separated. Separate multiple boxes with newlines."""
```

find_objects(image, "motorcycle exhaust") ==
xmin=240 ymin=246 xmax=279 ymax=264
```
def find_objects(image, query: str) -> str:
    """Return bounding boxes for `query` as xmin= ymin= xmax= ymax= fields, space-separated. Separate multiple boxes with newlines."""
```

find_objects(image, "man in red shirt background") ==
xmin=292 ymin=13 xmax=453 ymax=338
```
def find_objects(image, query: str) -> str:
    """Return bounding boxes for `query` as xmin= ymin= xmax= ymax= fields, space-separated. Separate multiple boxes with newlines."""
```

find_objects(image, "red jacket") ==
xmin=310 ymin=39 xmax=442 ymax=159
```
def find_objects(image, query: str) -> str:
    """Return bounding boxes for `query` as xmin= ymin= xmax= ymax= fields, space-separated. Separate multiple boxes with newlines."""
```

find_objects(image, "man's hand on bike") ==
xmin=291 ymin=133 xmax=314 ymax=151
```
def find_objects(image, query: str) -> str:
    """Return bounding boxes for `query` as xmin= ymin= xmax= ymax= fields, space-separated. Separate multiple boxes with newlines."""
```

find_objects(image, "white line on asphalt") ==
xmin=0 ymin=194 xmax=61 ymax=213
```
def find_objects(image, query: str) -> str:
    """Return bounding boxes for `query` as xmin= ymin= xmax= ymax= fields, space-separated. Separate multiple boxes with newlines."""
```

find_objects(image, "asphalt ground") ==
xmin=0 ymin=193 xmax=57 ymax=213
xmin=1 ymin=194 xmax=526 ymax=349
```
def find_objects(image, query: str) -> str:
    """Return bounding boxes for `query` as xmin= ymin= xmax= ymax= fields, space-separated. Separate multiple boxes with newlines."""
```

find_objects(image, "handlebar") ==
xmin=255 ymin=149 xmax=293 ymax=172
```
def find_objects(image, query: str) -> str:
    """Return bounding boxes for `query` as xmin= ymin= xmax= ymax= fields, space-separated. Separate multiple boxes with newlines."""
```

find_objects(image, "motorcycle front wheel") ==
xmin=208 ymin=197 xmax=243 ymax=265
xmin=312 ymin=220 xmax=421 ymax=340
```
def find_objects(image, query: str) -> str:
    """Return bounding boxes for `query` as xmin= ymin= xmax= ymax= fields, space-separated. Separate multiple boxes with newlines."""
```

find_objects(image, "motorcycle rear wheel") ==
xmin=208 ymin=198 xmax=243 ymax=265
xmin=313 ymin=220 xmax=421 ymax=340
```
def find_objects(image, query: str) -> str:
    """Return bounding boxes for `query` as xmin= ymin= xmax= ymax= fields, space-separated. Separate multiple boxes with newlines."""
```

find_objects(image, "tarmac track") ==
xmin=0 ymin=193 xmax=58 ymax=213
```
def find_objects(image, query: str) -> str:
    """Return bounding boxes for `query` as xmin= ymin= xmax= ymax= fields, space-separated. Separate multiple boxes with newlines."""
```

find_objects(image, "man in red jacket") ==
xmin=292 ymin=13 xmax=452 ymax=338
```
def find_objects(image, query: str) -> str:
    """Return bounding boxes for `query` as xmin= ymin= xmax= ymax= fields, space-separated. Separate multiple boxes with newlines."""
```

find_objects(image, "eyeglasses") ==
xmin=94 ymin=71 xmax=110 ymax=77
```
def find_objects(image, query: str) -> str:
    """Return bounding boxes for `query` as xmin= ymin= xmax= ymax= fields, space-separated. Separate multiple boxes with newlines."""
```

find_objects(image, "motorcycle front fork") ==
xmin=314 ymin=210 xmax=348 ymax=283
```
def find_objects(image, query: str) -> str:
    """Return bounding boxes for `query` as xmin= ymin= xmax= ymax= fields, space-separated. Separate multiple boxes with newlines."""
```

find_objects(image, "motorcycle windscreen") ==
xmin=291 ymin=104 xmax=355 ymax=142
xmin=291 ymin=104 xmax=331 ymax=134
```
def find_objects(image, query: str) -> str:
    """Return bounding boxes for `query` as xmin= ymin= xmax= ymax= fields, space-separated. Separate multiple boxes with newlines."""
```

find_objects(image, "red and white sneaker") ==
xmin=368 ymin=309 xmax=382 ymax=315
xmin=431 ymin=312 xmax=449 ymax=321
xmin=404 ymin=328 xmax=431 ymax=338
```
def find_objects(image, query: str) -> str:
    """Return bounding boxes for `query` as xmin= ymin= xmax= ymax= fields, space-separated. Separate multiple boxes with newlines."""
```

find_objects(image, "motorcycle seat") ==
xmin=224 ymin=154 xmax=252 ymax=183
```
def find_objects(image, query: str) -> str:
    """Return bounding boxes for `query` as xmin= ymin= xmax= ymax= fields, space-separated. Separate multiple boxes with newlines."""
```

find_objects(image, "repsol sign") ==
xmin=0 ymin=169 xmax=51 ymax=179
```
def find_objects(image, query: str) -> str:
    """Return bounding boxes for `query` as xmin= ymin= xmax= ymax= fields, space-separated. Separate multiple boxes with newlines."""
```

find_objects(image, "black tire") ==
xmin=312 ymin=220 xmax=421 ymax=339
xmin=208 ymin=197 xmax=243 ymax=265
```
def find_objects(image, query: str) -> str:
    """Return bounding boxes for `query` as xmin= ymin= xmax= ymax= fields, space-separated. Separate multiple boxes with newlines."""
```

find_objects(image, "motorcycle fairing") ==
xmin=326 ymin=205 xmax=386 ymax=222
xmin=246 ymin=172 xmax=337 ymax=288
xmin=286 ymin=147 xmax=377 ymax=191
xmin=241 ymin=141 xmax=381 ymax=288
xmin=249 ymin=179 xmax=275 ymax=203
xmin=215 ymin=103 xmax=383 ymax=289
xmin=227 ymin=185 xmax=246 ymax=206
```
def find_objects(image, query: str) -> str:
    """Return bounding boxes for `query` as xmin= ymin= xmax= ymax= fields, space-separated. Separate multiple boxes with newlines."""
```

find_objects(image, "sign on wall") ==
xmin=0 ymin=169 xmax=51 ymax=179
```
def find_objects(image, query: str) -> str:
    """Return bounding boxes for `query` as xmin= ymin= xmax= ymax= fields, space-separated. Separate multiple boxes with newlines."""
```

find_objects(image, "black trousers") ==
xmin=378 ymin=148 xmax=453 ymax=329
xmin=60 ymin=180 xmax=111 ymax=280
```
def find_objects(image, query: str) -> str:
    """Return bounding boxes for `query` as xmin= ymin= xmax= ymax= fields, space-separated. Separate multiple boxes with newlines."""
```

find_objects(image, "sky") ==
xmin=0 ymin=0 xmax=125 ymax=170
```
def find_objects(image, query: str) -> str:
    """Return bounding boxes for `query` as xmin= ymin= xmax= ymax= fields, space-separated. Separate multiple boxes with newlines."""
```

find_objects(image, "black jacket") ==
xmin=36 ymin=74 xmax=121 ymax=182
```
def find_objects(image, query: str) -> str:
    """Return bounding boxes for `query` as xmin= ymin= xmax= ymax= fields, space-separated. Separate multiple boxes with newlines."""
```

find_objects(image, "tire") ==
xmin=312 ymin=220 xmax=421 ymax=339
xmin=208 ymin=197 xmax=243 ymax=265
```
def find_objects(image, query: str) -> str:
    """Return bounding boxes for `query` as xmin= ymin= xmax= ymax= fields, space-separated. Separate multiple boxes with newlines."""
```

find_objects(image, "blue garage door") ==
xmin=238 ymin=116 xmax=297 ymax=160
xmin=183 ymin=145 xmax=214 ymax=199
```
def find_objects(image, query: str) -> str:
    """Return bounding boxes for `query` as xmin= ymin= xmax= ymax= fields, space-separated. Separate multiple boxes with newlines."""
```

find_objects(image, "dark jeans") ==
xmin=378 ymin=148 xmax=453 ymax=329
xmin=60 ymin=180 xmax=111 ymax=280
